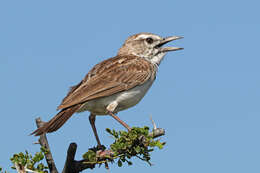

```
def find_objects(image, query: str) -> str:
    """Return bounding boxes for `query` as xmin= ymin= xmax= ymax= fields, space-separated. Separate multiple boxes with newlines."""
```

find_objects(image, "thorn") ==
xmin=150 ymin=116 xmax=157 ymax=130
xmin=33 ymin=141 xmax=40 ymax=144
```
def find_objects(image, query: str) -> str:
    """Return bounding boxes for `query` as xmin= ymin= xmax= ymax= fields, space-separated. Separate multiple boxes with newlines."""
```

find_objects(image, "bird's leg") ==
xmin=108 ymin=111 xmax=131 ymax=131
xmin=89 ymin=113 xmax=102 ymax=147
xmin=106 ymin=101 xmax=131 ymax=131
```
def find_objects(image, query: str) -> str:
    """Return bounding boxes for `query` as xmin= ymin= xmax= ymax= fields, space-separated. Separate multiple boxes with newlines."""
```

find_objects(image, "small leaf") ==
xmin=134 ymin=146 xmax=141 ymax=153
xmin=127 ymin=161 xmax=133 ymax=166
xmin=117 ymin=160 xmax=122 ymax=167
xmin=106 ymin=128 xmax=112 ymax=135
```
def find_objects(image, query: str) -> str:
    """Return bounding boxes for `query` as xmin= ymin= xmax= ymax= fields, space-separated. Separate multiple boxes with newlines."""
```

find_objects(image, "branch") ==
xmin=149 ymin=116 xmax=165 ymax=138
xmin=35 ymin=118 xmax=58 ymax=173
xmin=62 ymin=124 xmax=165 ymax=172
xmin=14 ymin=163 xmax=26 ymax=173
xmin=33 ymin=117 xmax=165 ymax=173
xmin=62 ymin=143 xmax=95 ymax=173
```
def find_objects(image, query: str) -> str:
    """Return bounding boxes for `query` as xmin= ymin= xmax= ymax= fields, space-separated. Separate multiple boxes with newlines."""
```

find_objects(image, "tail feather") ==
xmin=31 ymin=104 xmax=81 ymax=136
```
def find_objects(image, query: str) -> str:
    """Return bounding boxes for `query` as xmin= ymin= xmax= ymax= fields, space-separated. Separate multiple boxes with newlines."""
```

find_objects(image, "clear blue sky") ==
xmin=1 ymin=1 xmax=260 ymax=172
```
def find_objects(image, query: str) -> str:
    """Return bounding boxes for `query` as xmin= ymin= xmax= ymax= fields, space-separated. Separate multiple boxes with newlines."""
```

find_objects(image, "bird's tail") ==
xmin=31 ymin=104 xmax=81 ymax=136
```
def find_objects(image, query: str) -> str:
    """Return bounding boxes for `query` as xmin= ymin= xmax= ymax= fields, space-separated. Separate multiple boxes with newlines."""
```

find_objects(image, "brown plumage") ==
xmin=31 ymin=55 xmax=156 ymax=136
xmin=58 ymin=55 xmax=156 ymax=110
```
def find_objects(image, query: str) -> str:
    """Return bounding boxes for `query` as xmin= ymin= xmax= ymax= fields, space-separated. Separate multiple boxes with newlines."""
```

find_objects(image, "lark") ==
xmin=32 ymin=32 xmax=183 ymax=146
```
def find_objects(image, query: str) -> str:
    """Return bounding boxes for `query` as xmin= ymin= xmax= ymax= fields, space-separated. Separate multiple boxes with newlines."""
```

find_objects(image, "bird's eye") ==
xmin=146 ymin=37 xmax=153 ymax=44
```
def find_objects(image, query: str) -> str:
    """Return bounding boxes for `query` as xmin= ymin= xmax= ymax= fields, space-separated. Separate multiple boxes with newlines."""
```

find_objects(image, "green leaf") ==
xmin=117 ymin=160 xmax=122 ymax=167
xmin=128 ymin=161 xmax=133 ymax=166
xmin=10 ymin=149 xmax=48 ymax=172
xmin=106 ymin=128 xmax=112 ymax=135
xmin=134 ymin=146 xmax=141 ymax=153
xmin=82 ymin=150 xmax=96 ymax=162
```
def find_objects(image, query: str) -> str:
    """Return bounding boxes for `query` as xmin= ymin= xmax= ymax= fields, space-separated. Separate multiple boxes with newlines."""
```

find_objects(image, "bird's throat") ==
xmin=150 ymin=52 xmax=167 ymax=66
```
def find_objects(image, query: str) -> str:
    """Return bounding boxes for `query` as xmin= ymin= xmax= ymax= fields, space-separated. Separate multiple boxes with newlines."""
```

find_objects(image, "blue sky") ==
xmin=1 ymin=0 xmax=260 ymax=172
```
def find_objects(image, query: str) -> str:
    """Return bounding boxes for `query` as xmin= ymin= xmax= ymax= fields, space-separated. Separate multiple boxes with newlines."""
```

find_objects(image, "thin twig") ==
xmin=149 ymin=117 xmax=165 ymax=138
xmin=35 ymin=118 xmax=58 ymax=173
xmin=150 ymin=116 xmax=157 ymax=130
xmin=14 ymin=163 xmax=26 ymax=173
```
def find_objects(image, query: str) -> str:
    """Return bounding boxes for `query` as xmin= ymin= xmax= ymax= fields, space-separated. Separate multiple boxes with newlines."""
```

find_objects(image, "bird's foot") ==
xmin=89 ymin=144 xmax=106 ymax=152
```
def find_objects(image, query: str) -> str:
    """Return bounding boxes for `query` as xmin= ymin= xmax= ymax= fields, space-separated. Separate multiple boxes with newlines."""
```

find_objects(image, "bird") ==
xmin=31 ymin=32 xmax=183 ymax=147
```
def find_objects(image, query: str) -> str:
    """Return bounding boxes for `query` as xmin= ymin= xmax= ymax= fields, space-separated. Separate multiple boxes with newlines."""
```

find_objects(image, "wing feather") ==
xmin=57 ymin=55 xmax=156 ymax=110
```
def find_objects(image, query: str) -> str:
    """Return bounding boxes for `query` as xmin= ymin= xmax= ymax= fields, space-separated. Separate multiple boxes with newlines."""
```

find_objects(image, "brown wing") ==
xmin=57 ymin=55 xmax=156 ymax=110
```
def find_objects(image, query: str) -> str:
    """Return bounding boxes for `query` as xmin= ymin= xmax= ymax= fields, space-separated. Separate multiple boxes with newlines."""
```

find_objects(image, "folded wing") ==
xmin=57 ymin=55 xmax=156 ymax=110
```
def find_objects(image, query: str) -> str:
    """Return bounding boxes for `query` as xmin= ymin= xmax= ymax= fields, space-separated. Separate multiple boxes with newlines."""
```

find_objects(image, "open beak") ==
xmin=157 ymin=36 xmax=184 ymax=52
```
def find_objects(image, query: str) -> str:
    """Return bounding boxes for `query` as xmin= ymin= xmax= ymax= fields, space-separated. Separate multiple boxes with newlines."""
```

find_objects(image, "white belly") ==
xmin=77 ymin=79 xmax=154 ymax=115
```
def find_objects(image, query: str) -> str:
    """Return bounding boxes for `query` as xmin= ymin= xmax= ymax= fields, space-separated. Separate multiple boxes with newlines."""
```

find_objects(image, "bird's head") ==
xmin=118 ymin=32 xmax=183 ymax=65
